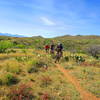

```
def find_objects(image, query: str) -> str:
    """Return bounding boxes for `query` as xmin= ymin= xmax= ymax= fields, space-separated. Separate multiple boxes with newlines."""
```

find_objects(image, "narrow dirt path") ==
xmin=56 ymin=64 xmax=100 ymax=100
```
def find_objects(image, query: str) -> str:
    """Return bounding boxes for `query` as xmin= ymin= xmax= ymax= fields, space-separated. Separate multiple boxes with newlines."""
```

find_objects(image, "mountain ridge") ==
xmin=0 ymin=32 xmax=25 ymax=37
xmin=0 ymin=32 xmax=100 ymax=39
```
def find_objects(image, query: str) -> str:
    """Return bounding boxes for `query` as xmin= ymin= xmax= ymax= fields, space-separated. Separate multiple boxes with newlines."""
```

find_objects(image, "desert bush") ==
xmin=8 ymin=84 xmax=34 ymax=100
xmin=75 ymin=56 xmax=85 ymax=63
xmin=28 ymin=66 xmax=38 ymax=73
xmin=40 ymin=76 xmax=52 ymax=87
xmin=87 ymin=82 xmax=100 ymax=98
xmin=6 ymin=49 xmax=16 ymax=54
xmin=27 ymin=60 xmax=47 ymax=73
xmin=87 ymin=45 xmax=100 ymax=58
xmin=15 ymin=56 xmax=31 ymax=62
xmin=26 ymin=59 xmax=39 ymax=73
xmin=27 ymin=58 xmax=48 ymax=73
xmin=44 ymin=39 xmax=51 ymax=45
xmin=22 ymin=49 xmax=27 ymax=54
xmin=82 ymin=69 xmax=95 ymax=80
xmin=80 ymin=60 xmax=100 ymax=67
xmin=36 ymin=61 xmax=46 ymax=68
xmin=4 ymin=60 xmax=21 ymax=74
xmin=41 ymin=93 xmax=50 ymax=100
xmin=64 ymin=56 xmax=69 ymax=62
xmin=11 ymin=49 xmax=16 ymax=53
xmin=16 ymin=44 xmax=26 ymax=49
xmin=0 ymin=41 xmax=13 ymax=53
xmin=0 ymin=72 xmax=19 ymax=85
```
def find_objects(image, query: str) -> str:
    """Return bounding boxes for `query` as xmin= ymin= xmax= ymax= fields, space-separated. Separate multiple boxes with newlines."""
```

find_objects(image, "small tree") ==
xmin=87 ymin=45 xmax=100 ymax=58
xmin=0 ymin=41 xmax=13 ymax=53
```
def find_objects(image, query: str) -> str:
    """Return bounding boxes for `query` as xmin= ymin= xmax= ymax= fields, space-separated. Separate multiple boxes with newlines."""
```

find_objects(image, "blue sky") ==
xmin=0 ymin=0 xmax=100 ymax=37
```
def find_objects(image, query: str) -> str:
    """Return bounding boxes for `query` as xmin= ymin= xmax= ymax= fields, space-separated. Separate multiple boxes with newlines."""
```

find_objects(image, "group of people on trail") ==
xmin=44 ymin=42 xmax=63 ymax=63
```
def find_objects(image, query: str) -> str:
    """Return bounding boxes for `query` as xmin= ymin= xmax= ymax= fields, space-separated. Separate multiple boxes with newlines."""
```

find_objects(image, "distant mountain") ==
xmin=0 ymin=33 xmax=25 ymax=37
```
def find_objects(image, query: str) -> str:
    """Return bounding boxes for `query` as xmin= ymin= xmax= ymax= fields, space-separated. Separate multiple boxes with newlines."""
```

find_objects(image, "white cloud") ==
xmin=40 ymin=17 xmax=56 ymax=26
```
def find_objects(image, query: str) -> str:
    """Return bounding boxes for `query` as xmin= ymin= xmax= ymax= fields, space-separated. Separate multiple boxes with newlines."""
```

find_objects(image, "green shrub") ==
xmin=0 ymin=72 xmax=19 ymax=86
xmin=75 ymin=56 xmax=85 ymax=63
xmin=15 ymin=56 xmax=31 ymax=62
xmin=22 ymin=49 xmax=27 ymax=53
xmin=28 ymin=59 xmax=38 ymax=65
xmin=0 ymin=41 xmax=13 ymax=53
xmin=27 ymin=59 xmax=47 ymax=73
xmin=26 ymin=59 xmax=39 ymax=73
xmin=28 ymin=66 xmax=38 ymax=73
xmin=16 ymin=44 xmax=26 ymax=49
xmin=36 ymin=61 xmax=46 ymax=68
xmin=6 ymin=49 xmax=16 ymax=53
xmin=4 ymin=60 xmax=21 ymax=74
xmin=64 ymin=56 xmax=69 ymax=62
xmin=40 ymin=76 xmax=52 ymax=87
xmin=6 ymin=73 xmax=19 ymax=85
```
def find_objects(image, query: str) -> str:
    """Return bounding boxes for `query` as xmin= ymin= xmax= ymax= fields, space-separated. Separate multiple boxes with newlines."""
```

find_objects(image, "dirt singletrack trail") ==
xmin=56 ymin=64 xmax=100 ymax=100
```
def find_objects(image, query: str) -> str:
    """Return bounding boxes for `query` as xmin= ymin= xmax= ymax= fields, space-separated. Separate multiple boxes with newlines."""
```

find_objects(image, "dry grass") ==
xmin=0 ymin=50 xmax=81 ymax=100
xmin=62 ymin=52 xmax=100 ymax=98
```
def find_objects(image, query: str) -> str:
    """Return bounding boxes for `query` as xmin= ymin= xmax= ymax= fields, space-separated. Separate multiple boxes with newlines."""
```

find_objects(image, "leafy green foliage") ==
xmin=0 ymin=35 xmax=100 ymax=53
xmin=27 ymin=59 xmax=47 ymax=73
xmin=6 ymin=49 xmax=16 ymax=53
xmin=0 ymin=72 xmax=19 ymax=85
xmin=4 ymin=60 xmax=21 ymax=74
xmin=0 ymin=41 xmax=13 ymax=53
xmin=15 ymin=44 xmax=26 ymax=49
xmin=15 ymin=56 xmax=31 ymax=62
xmin=0 ymin=34 xmax=99 ymax=99
xmin=64 ymin=56 xmax=69 ymax=62
xmin=75 ymin=56 xmax=85 ymax=63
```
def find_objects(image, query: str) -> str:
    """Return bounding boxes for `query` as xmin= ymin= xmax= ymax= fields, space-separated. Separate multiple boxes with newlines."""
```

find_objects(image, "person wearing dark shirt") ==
xmin=50 ymin=44 xmax=55 ymax=54
xmin=55 ymin=43 xmax=63 ymax=63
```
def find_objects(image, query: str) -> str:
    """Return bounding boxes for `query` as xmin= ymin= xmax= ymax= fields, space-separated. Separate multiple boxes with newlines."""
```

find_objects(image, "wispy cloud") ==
xmin=40 ymin=17 xmax=56 ymax=26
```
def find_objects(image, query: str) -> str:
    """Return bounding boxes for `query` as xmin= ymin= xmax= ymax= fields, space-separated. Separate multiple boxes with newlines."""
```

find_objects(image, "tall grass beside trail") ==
xmin=61 ymin=51 xmax=100 ymax=98
xmin=0 ymin=48 xmax=99 ymax=99
xmin=26 ymin=59 xmax=39 ymax=73
xmin=8 ymin=83 xmax=34 ymax=100
xmin=0 ymin=51 xmax=81 ymax=100
xmin=71 ymin=67 xmax=100 ymax=98
xmin=33 ymin=68 xmax=81 ymax=100
xmin=0 ymin=71 xmax=19 ymax=86
xmin=25 ymin=54 xmax=54 ymax=74
xmin=3 ymin=60 xmax=21 ymax=74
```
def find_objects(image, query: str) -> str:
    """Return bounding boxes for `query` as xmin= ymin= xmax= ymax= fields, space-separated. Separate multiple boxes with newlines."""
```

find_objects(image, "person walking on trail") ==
xmin=50 ymin=43 xmax=55 ymax=54
xmin=56 ymin=43 xmax=63 ymax=56
xmin=45 ymin=45 xmax=50 ymax=53
xmin=55 ymin=43 xmax=63 ymax=63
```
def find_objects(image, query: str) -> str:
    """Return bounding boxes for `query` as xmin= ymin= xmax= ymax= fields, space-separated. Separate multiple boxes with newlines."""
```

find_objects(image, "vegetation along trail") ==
xmin=56 ymin=64 xmax=100 ymax=100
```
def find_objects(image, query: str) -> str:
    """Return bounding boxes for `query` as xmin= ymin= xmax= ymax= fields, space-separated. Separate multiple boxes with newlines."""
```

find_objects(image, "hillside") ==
xmin=0 ymin=35 xmax=100 ymax=53
xmin=0 ymin=35 xmax=100 ymax=99
xmin=0 ymin=33 xmax=25 ymax=37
